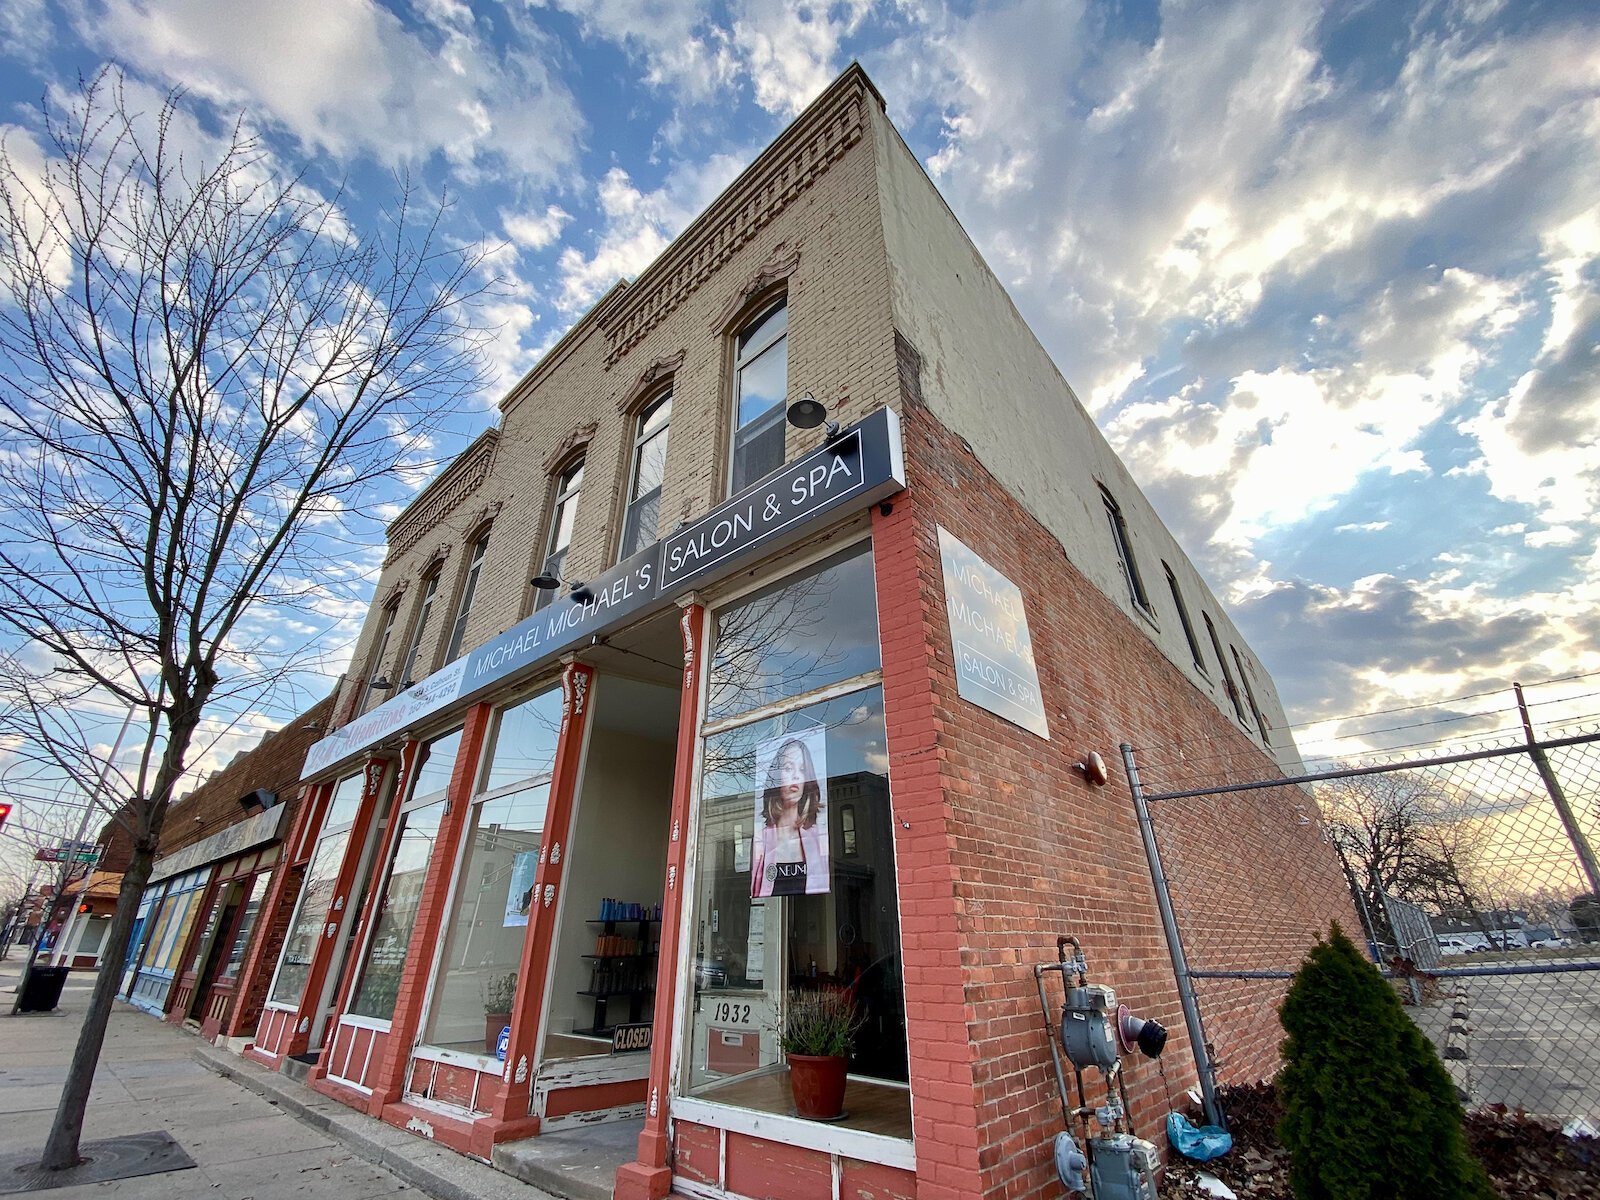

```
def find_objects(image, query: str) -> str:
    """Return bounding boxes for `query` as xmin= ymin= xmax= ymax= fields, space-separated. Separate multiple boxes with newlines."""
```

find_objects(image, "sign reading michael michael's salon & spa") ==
xmin=938 ymin=528 xmax=1049 ymax=739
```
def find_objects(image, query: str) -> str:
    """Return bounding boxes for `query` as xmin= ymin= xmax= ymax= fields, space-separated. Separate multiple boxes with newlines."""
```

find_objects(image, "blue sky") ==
xmin=0 ymin=0 xmax=1596 ymax=795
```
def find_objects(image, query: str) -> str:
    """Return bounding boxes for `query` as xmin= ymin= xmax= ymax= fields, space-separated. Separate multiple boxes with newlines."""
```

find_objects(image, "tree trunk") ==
xmin=37 ymin=840 xmax=156 ymax=1168
xmin=38 ymin=704 xmax=194 ymax=1172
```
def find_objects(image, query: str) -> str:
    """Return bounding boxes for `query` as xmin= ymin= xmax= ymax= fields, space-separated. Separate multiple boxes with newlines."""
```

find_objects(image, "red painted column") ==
xmin=311 ymin=739 xmax=420 ymax=1086
xmin=240 ymin=780 xmax=331 ymax=1057
xmin=283 ymin=754 xmax=394 ymax=1058
xmin=870 ymin=495 xmax=986 ymax=1199
xmin=489 ymin=660 xmax=597 ymax=1131
xmin=615 ymin=601 xmax=704 ymax=1200
xmin=370 ymin=701 xmax=496 ymax=1113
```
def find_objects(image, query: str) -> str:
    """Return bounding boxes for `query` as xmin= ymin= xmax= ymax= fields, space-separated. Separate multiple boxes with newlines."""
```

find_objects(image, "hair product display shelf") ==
xmin=573 ymin=913 xmax=659 ymax=1037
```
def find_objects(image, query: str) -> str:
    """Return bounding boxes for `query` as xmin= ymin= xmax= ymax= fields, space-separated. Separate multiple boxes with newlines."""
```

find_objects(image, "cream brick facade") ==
xmin=334 ymin=65 xmax=1288 ymax=758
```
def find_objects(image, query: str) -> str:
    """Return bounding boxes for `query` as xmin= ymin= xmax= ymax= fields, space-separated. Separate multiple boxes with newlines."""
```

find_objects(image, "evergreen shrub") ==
xmin=1277 ymin=923 xmax=1494 ymax=1200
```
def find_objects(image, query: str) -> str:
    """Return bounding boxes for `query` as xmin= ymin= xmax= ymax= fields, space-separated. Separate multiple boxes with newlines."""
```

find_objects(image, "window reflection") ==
xmin=706 ymin=543 xmax=880 ymax=722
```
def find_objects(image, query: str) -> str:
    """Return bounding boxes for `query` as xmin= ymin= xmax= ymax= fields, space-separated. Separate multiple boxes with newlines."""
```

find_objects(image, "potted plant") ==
xmin=482 ymin=970 xmax=518 ymax=1054
xmin=778 ymin=987 xmax=863 ymax=1120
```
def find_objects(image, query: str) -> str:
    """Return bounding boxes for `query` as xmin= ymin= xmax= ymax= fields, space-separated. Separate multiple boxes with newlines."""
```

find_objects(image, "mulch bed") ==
xmin=1157 ymin=1082 xmax=1600 ymax=1199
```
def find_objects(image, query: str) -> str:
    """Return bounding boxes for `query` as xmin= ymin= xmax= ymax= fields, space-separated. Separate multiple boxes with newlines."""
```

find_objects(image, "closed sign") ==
xmin=612 ymin=1022 xmax=653 ymax=1054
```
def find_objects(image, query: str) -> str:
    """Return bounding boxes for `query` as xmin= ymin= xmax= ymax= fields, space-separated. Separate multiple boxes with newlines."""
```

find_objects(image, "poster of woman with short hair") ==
xmin=750 ymin=728 xmax=830 ymax=898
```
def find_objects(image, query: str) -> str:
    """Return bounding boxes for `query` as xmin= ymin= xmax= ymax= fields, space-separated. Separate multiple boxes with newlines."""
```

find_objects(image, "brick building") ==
xmin=118 ymin=695 xmax=333 ymax=1045
xmin=235 ymin=67 xmax=1347 ymax=1199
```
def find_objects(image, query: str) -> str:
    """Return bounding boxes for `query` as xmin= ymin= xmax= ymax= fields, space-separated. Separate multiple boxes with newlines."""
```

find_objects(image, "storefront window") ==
xmin=685 ymin=543 xmax=908 ymax=1112
xmin=346 ymin=728 xmax=460 ymax=1021
xmin=268 ymin=829 xmax=350 ymax=1006
xmin=268 ymin=771 xmax=364 ymax=1007
xmin=216 ymin=874 xmax=270 ymax=985
xmin=706 ymin=544 xmax=881 ymax=722
xmin=419 ymin=685 xmax=563 ymax=1054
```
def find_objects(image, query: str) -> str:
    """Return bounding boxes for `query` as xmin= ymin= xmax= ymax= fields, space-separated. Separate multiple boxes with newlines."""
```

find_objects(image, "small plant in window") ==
xmin=777 ymin=986 xmax=863 ymax=1120
xmin=482 ymin=970 xmax=519 ymax=1013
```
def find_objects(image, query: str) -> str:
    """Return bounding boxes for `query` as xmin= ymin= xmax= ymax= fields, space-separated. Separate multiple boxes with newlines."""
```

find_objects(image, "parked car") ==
xmin=1529 ymin=936 xmax=1570 ymax=950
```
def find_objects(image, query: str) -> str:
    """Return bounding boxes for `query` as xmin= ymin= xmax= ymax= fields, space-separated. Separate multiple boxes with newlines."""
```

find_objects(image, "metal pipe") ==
xmin=1514 ymin=684 xmax=1600 ymax=897
xmin=1139 ymin=729 xmax=1600 ymax=803
xmin=1122 ymin=743 xmax=1224 ymax=1129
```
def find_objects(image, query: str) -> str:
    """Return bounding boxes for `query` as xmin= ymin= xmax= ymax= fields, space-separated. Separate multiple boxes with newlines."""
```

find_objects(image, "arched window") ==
xmin=443 ymin=527 xmax=490 ymax=662
xmin=360 ymin=601 xmax=400 ymax=712
xmin=621 ymin=391 xmax=671 ymax=560
xmin=534 ymin=458 xmax=584 ymax=612
xmin=730 ymin=299 xmax=787 ymax=494
xmin=396 ymin=569 xmax=441 ymax=687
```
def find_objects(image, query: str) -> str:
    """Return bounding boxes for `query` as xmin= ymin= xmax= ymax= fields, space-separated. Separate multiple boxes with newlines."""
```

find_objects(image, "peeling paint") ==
xmin=405 ymin=1116 xmax=436 ymax=1139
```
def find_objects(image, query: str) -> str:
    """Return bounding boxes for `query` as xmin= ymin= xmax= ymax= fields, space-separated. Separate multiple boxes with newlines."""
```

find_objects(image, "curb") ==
xmin=192 ymin=1043 xmax=558 ymax=1200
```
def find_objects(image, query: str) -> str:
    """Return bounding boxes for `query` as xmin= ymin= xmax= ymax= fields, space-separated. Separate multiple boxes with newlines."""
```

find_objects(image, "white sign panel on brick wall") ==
xmin=937 ymin=527 xmax=1049 ymax=739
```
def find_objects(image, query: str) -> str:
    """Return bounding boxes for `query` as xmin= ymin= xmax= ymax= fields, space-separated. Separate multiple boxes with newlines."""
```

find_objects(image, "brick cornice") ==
xmin=385 ymin=430 xmax=499 ymax=565
xmin=599 ymin=66 xmax=879 ymax=367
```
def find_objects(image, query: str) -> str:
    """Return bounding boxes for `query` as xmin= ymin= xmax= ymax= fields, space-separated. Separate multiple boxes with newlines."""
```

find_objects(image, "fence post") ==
xmin=1515 ymin=684 xmax=1600 ymax=897
xmin=1121 ymin=743 xmax=1225 ymax=1130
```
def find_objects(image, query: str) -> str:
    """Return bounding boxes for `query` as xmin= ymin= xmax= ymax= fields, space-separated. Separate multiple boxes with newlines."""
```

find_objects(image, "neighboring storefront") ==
xmin=120 ymin=697 xmax=332 ymax=1044
xmin=234 ymin=65 xmax=1342 ymax=1200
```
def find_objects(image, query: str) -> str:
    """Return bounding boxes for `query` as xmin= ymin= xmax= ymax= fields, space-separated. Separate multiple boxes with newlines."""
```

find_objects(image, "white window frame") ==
xmin=397 ymin=570 xmax=441 ymax=688
xmin=444 ymin=530 xmax=490 ymax=663
xmin=729 ymin=299 xmax=788 ymax=496
xmin=535 ymin=460 xmax=585 ymax=612
xmin=621 ymin=391 xmax=672 ymax=561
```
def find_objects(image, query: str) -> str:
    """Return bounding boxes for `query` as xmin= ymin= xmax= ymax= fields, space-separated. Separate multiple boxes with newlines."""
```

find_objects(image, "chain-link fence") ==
xmin=1126 ymin=727 xmax=1600 ymax=1127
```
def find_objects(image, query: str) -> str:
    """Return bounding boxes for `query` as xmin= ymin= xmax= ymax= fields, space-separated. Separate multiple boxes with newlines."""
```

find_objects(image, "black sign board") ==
xmin=303 ymin=408 xmax=904 ymax=778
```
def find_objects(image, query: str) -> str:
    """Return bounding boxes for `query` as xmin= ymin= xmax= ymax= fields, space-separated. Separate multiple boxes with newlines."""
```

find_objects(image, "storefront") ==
xmin=233 ymin=65 xmax=1329 ymax=1200
xmin=123 ymin=802 xmax=286 ymax=1028
xmin=243 ymin=412 xmax=913 ymax=1168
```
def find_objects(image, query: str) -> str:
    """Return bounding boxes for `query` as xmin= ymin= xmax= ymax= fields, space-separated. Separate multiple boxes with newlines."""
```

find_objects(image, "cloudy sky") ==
xmin=0 ymin=0 xmax=1596 ymax=793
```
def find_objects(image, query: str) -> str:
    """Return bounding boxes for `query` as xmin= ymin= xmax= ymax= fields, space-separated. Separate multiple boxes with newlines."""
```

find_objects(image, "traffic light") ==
xmin=0 ymin=801 xmax=11 ymax=830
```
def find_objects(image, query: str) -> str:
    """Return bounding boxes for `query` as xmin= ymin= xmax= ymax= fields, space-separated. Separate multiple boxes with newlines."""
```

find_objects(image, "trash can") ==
xmin=18 ymin=964 xmax=70 ymax=1012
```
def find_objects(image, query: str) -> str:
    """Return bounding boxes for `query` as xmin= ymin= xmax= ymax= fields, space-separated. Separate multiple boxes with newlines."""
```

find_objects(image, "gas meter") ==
xmin=1060 ymin=983 xmax=1118 ymax=1072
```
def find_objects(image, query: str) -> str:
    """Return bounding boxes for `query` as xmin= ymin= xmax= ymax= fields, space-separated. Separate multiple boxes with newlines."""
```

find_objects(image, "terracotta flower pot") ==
xmin=787 ymin=1053 xmax=848 ymax=1120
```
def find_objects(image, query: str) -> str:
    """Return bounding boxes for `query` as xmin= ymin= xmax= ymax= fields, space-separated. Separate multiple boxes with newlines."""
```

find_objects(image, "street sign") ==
xmin=33 ymin=848 xmax=98 ymax=863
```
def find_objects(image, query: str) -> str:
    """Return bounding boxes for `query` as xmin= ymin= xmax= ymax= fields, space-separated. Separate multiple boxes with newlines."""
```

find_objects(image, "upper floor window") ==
xmin=535 ymin=459 xmax=584 ymax=612
xmin=730 ymin=299 xmax=787 ymax=495
xmin=1204 ymin=612 xmax=1250 ymax=726
xmin=397 ymin=569 xmax=440 ymax=688
xmin=1232 ymin=646 xmax=1270 ymax=740
xmin=1100 ymin=486 xmax=1152 ymax=615
xmin=1162 ymin=562 xmax=1207 ymax=675
xmin=361 ymin=602 xmax=400 ymax=712
xmin=620 ymin=392 xmax=671 ymax=560
xmin=443 ymin=528 xmax=490 ymax=662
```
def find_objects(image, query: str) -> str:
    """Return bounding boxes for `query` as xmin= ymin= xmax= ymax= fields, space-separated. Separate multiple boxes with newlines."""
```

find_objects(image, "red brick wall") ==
xmin=887 ymin=388 xmax=1353 ymax=1199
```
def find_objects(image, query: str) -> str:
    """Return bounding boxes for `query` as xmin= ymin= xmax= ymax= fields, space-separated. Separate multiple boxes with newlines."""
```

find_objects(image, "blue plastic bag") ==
xmin=1167 ymin=1111 xmax=1233 ymax=1161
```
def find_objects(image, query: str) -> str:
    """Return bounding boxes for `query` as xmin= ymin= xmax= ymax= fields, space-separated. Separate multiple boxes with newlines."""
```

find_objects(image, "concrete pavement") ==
xmin=0 ymin=962 xmax=573 ymax=1200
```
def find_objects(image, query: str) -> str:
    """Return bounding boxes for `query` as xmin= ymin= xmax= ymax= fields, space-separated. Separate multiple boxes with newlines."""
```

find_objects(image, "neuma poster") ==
xmin=750 ymin=727 xmax=831 ymax=898
xmin=937 ymin=527 xmax=1050 ymax=739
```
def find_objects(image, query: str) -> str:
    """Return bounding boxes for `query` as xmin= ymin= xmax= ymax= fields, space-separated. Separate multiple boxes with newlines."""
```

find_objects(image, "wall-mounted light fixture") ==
xmin=786 ymin=392 xmax=843 ymax=441
xmin=369 ymin=676 xmax=395 ymax=691
xmin=530 ymin=574 xmax=594 ymax=604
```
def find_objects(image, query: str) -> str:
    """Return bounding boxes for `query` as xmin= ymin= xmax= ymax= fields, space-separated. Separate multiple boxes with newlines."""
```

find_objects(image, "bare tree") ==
xmin=1317 ymin=771 xmax=1494 ymax=946
xmin=0 ymin=70 xmax=494 ymax=1170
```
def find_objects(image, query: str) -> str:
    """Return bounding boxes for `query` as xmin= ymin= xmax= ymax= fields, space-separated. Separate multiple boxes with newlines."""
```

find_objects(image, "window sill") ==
xmin=672 ymin=1085 xmax=916 ymax=1171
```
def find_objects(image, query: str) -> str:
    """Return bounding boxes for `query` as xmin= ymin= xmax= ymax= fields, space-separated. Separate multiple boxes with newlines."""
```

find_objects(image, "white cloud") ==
xmin=81 ymin=0 xmax=584 ymax=180
xmin=1335 ymin=521 xmax=1390 ymax=534
xmin=502 ymin=204 xmax=572 ymax=250
xmin=533 ymin=0 xmax=868 ymax=116
xmin=555 ymin=152 xmax=748 ymax=314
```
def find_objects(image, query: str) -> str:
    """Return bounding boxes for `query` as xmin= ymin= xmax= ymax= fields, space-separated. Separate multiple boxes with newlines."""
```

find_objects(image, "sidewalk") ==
xmin=0 ymin=963 xmax=594 ymax=1200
